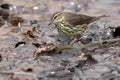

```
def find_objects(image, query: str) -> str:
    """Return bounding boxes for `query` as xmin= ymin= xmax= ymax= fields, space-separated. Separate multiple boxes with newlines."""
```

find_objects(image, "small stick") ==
xmin=57 ymin=45 xmax=73 ymax=50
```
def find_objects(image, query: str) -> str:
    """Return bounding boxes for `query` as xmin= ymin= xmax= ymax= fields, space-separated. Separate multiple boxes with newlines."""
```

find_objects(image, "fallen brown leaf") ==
xmin=33 ymin=44 xmax=57 ymax=58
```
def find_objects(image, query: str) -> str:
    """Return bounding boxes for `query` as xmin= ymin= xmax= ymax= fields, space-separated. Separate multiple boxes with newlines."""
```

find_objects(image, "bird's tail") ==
xmin=94 ymin=15 xmax=108 ymax=20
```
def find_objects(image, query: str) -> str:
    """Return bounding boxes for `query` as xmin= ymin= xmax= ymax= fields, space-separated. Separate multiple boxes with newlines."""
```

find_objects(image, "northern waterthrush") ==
xmin=50 ymin=12 xmax=106 ymax=46
xmin=50 ymin=12 xmax=106 ymax=36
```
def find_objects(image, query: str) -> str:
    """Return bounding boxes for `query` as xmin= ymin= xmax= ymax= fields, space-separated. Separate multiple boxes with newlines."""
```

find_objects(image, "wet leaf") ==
xmin=9 ymin=17 xmax=24 ymax=26
xmin=80 ymin=37 xmax=92 ymax=44
xmin=22 ymin=67 xmax=33 ymax=72
xmin=112 ymin=26 xmax=120 ymax=38
xmin=0 ymin=16 xmax=5 ymax=27
xmin=32 ymin=25 xmax=42 ymax=33
xmin=117 ymin=66 xmax=120 ymax=74
xmin=15 ymin=41 xmax=26 ymax=48
xmin=76 ymin=53 xmax=97 ymax=67
xmin=0 ymin=3 xmax=13 ymax=10
xmin=32 ymin=42 xmax=41 ymax=48
xmin=10 ymin=77 xmax=21 ymax=80
xmin=23 ymin=30 xmax=38 ymax=39
xmin=0 ymin=54 xmax=2 ymax=62
xmin=33 ymin=44 xmax=57 ymax=58
xmin=0 ymin=8 xmax=9 ymax=20
xmin=29 ymin=20 xmax=38 ymax=25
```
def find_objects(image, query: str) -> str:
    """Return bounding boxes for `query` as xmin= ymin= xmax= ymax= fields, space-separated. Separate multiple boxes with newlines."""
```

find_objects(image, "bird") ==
xmin=50 ymin=12 xmax=106 ymax=45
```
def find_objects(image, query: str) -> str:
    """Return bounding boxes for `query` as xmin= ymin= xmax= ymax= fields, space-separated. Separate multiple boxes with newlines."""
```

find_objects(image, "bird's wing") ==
xmin=64 ymin=13 xmax=96 ymax=26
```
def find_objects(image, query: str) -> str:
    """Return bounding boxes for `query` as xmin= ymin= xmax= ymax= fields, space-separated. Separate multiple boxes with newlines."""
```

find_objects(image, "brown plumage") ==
xmin=51 ymin=12 xmax=106 ymax=36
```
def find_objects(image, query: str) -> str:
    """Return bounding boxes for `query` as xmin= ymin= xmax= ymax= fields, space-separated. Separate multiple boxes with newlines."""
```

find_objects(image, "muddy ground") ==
xmin=0 ymin=0 xmax=120 ymax=80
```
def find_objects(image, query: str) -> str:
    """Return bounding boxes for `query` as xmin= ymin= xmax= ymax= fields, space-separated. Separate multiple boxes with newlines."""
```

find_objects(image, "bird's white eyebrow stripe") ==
xmin=51 ymin=12 xmax=62 ymax=21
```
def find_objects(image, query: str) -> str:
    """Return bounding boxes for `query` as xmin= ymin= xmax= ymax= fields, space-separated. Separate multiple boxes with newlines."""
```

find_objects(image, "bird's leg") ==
xmin=56 ymin=36 xmax=78 ymax=50
xmin=68 ymin=36 xmax=76 ymax=45
xmin=68 ymin=34 xmax=82 ymax=45
xmin=68 ymin=35 xmax=81 ymax=45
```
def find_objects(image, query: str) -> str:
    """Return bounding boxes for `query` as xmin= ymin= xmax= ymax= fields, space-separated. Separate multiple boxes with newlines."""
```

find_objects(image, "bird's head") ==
xmin=49 ymin=12 xmax=64 ymax=26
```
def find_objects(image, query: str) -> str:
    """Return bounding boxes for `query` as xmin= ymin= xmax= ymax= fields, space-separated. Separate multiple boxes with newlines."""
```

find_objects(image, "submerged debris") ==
xmin=7 ymin=77 xmax=21 ymax=80
xmin=112 ymin=26 xmax=120 ymax=38
xmin=76 ymin=53 xmax=98 ymax=67
xmin=0 ymin=71 xmax=38 ymax=80
xmin=0 ymin=54 xmax=2 ymax=62
xmin=0 ymin=16 xmax=5 ymax=27
xmin=32 ymin=25 xmax=42 ymax=33
xmin=117 ymin=66 xmax=120 ymax=73
xmin=0 ymin=3 xmax=14 ymax=10
xmin=0 ymin=8 xmax=9 ymax=20
xmin=8 ymin=16 xmax=24 ymax=26
xmin=15 ymin=41 xmax=26 ymax=48
xmin=25 ymin=30 xmax=37 ymax=38
xmin=80 ymin=36 xmax=92 ymax=44
xmin=22 ymin=30 xmax=39 ymax=40
xmin=32 ymin=42 xmax=41 ymax=48
xmin=29 ymin=20 xmax=38 ymax=25
xmin=22 ymin=67 xmax=33 ymax=72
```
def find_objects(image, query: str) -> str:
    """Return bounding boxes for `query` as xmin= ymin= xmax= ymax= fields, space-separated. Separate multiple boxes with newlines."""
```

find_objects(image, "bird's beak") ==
xmin=48 ymin=22 xmax=53 ymax=26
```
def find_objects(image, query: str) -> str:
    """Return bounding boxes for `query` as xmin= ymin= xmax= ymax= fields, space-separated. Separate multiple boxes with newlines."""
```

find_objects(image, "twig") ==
xmin=57 ymin=45 xmax=73 ymax=50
